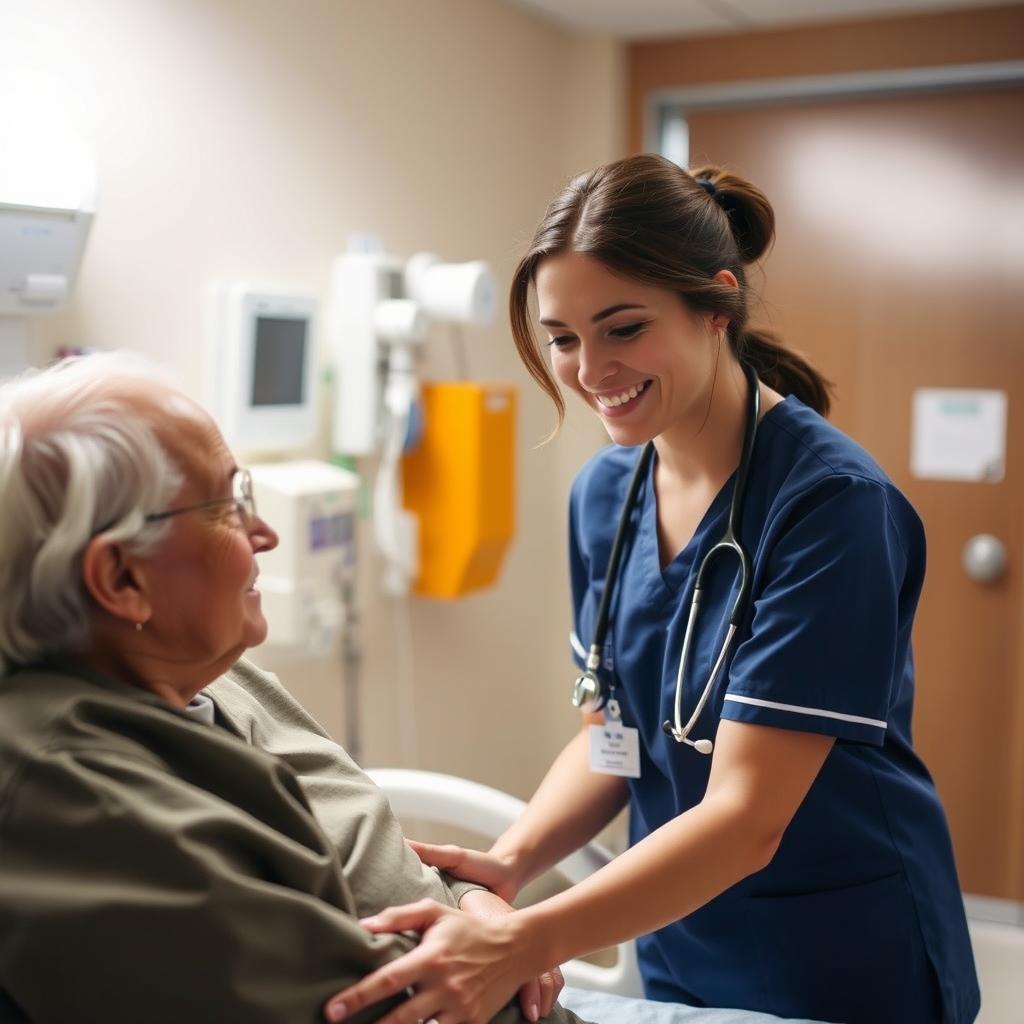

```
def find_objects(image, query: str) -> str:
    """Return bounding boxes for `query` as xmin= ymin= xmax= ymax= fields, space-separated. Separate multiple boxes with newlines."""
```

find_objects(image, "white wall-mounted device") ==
xmin=0 ymin=102 xmax=97 ymax=376
xmin=208 ymin=283 xmax=319 ymax=455
xmin=405 ymin=252 xmax=496 ymax=327
xmin=328 ymin=244 xmax=497 ymax=595
xmin=249 ymin=460 xmax=359 ymax=654
xmin=330 ymin=247 xmax=496 ymax=457
xmin=330 ymin=249 xmax=402 ymax=457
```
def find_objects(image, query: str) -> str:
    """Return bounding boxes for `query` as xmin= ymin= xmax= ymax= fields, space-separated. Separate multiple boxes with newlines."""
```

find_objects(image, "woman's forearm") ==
xmin=490 ymin=727 xmax=629 ymax=891
xmin=513 ymin=790 xmax=776 ymax=971
xmin=511 ymin=720 xmax=834 ymax=972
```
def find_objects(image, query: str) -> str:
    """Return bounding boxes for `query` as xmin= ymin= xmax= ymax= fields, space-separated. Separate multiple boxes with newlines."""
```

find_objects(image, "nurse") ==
xmin=328 ymin=154 xmax=980 ymax=1024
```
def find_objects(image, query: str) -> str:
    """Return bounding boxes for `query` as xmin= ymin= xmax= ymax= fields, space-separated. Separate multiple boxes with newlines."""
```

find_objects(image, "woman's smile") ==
xmin=591 ymin=379 xmax=653 ymax=417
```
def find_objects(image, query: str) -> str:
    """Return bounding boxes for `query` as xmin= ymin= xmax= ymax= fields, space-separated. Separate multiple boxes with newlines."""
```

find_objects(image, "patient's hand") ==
xmin=409 ymin=840 xmax=520 ymax=903
xmin=459 ymin=889 xmax=563 ymax=1021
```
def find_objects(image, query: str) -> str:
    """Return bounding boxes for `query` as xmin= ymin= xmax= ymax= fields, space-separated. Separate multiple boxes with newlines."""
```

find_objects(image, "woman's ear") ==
xmin=708 ymin=270 xmax=739 ymax=334
xmin=81 ymin=536 xmax=152 ymax=627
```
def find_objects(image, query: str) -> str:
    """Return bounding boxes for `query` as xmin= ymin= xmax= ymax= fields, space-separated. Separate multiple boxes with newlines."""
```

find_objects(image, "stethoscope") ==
xmin=571 ymin=361 xmax=761 ymax=756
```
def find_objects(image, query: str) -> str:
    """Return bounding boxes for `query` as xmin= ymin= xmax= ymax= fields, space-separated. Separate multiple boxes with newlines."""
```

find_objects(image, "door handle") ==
xmin=962 ymin=534 xmax=1008 ymax=584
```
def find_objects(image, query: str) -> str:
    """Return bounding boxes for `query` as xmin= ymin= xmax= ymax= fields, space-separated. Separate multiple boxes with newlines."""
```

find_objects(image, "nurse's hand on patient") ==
xmin=323 ymin=899 xmax=542 ymax=1024
xmin=459 ymin=888 xmax=563 ymax=1021
xmin=408 ymin=840 xmax=520 ymax=904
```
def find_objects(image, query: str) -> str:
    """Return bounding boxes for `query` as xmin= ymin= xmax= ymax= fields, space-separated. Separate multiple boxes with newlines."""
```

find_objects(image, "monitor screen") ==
xmin=251 ymin=316 xmax=307 ymax=407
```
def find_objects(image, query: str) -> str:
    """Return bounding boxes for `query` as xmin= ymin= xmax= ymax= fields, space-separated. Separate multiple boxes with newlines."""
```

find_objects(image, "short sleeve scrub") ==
xmin=567 ymin=397 xmax=979 ymax=1024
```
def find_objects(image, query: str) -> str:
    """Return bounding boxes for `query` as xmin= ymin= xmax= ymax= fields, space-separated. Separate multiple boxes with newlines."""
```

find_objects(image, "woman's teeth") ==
xmin=597 ymin=380 xmax=649 ymax=408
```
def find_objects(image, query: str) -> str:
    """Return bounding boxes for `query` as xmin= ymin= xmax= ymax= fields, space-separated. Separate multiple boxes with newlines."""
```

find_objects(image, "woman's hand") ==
xmin=408 ymin=840 xmax=521 ymax=904
xmin=323 ymin=899 xmax=543 ymax=1024
xmin=459 ymin=888 xmax=563 ymax=1021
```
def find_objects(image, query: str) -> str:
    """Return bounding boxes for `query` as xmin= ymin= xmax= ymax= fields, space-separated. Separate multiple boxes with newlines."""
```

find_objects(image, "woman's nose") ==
xmin=576 ymin=339 xmax=618 ymax=392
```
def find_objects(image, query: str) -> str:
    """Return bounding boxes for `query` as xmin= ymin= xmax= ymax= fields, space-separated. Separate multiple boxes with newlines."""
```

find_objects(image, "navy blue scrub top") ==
xmin=568 ymin=397 xmax=980 ymax=1024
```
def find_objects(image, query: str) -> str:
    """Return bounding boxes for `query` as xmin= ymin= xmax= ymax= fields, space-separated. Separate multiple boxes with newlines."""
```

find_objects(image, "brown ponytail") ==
xmin=509 ymin=153 xmax=833 ymax=422
xmin=738 ymin=326 xmax=833 ymax=417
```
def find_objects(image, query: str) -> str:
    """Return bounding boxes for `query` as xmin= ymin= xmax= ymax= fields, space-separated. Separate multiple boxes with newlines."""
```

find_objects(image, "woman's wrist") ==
xmin=504 ymin=904 xmax=560 ymax=979
xmin=487 ymin=840 xmax=531 ymax=897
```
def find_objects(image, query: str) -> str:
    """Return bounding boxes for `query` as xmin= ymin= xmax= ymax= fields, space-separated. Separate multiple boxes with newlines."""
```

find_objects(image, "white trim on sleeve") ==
xmin=723 ymin=693 xmax=887 ymax=730
xmin=569 ymin=631 xmax=587 ymax=659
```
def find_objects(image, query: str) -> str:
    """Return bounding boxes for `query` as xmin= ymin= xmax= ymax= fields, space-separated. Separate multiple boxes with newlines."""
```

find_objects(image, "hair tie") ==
xmin=695 ymin=177 xmax=718 ymax=200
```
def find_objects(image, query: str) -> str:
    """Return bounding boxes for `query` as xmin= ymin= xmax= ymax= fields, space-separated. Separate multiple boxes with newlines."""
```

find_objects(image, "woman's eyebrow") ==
xmin=539 ymin=303 xmax=647 ymax=328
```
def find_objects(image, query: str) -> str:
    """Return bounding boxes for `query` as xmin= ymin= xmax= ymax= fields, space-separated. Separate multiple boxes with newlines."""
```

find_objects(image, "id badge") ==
xmin=589 ymin=702 xmax=641 ymax=778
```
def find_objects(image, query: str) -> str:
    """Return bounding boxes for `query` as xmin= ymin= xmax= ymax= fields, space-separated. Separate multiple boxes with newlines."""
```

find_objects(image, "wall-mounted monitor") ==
xmin=208 ymin=283 xmax=318 ymax=455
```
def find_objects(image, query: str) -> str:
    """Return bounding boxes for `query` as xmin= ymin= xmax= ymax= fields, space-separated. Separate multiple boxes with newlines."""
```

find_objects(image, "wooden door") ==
xmin=687 ymin=88 xmax=1024 ymax=900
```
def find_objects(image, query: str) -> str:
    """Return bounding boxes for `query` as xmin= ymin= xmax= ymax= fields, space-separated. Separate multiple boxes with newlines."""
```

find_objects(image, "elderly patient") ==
xmin=0 ymin=354 xmax=575 ymax=1024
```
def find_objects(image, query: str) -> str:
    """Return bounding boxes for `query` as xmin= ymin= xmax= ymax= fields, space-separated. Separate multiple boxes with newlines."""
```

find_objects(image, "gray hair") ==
xmin=0 ymin=352 xmax=186 ymax=672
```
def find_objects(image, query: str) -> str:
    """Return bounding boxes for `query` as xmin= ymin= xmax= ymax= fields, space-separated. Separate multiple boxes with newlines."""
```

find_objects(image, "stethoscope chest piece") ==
xmin=572 ymin=667 xmax=604 ymax=714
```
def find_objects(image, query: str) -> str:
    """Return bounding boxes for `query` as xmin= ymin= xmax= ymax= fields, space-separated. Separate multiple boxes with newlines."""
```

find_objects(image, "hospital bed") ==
xmin=368 ymin=769 xmax=821 ymax=1024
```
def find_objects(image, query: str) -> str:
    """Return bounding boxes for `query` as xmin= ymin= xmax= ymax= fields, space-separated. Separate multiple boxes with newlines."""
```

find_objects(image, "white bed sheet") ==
xmin=559 ymin=986 xmax=823 ymax=1024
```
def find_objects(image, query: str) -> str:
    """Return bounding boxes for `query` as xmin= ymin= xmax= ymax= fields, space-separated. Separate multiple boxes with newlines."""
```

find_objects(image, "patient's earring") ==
xmin=135 ymin=621 xmax=144 ymax=632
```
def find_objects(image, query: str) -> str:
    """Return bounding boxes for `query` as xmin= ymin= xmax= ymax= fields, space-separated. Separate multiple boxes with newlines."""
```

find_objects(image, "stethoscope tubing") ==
xmin=580 ymin=441 xmax=655 ymax=678
xmin=573 ymin=362 xmax=762 ymax=755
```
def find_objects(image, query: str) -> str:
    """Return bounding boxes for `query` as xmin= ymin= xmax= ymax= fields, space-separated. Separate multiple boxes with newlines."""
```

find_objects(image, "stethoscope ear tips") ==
xmin=693 ymin=739 xmax=714 ymax=755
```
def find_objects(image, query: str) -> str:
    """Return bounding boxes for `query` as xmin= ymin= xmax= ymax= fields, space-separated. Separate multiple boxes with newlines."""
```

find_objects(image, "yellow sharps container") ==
xmin=401 ymin=382 xmax=516 ymax=599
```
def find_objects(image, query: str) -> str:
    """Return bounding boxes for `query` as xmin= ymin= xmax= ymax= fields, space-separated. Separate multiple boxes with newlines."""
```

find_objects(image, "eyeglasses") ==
xmin=145 ymin=468 xmax=257 ymax=528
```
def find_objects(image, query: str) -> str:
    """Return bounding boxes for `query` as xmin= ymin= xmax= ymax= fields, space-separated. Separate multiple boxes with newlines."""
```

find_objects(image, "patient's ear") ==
xmin=81 ymin=536 xmax=153 ymax=627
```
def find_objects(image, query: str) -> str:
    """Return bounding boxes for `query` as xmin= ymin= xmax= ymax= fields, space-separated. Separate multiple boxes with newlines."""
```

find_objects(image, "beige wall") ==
xmin=6 ymin=0 xmax=619 ymax=798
